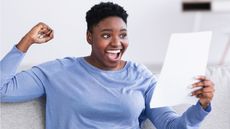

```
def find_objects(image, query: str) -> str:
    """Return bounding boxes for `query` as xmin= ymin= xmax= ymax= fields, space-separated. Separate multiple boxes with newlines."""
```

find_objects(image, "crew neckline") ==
xmin=78 ymin=57 xmax=130 ymax=73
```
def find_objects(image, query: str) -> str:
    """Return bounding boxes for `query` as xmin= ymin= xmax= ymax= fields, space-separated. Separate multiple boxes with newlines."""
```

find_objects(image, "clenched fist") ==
xmin=16 ymin=22 xmax=54 ymax=52
xmin=26 ymin=22 xmax=54 ymax=43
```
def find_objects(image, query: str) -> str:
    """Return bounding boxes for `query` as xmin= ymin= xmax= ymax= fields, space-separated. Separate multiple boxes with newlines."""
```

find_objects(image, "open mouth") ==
xmin=106 ymin=49 xmax=122 ymax=61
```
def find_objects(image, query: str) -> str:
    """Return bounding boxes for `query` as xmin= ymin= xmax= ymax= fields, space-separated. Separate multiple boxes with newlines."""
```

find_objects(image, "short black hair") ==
xmin=86 ymin=2 xmax=128 ymax=32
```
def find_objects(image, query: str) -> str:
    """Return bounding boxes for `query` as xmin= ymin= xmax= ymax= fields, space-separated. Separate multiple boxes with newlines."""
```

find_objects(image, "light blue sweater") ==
xmin=0 ymin=46 xmax=211 ymax=129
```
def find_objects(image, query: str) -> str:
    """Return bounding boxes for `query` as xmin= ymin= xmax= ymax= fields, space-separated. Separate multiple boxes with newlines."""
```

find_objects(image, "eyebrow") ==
xmin=100 ymin=28 xmax=127 ymax=32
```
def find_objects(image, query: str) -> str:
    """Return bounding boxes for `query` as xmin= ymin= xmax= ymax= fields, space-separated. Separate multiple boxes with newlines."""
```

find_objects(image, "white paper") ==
xmin=150 ymin=31 xmax=212 ymax=108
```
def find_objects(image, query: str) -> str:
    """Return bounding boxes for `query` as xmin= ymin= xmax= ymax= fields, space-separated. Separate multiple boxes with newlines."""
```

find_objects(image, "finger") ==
xmin=35 ymin=23 xmax=47 ymax=31
xmin=38 ymin=31 xmax=54 ymax=43
xmin=192 ymin=87 xmax=214 ymax=96
xmin=49 ymin=30 xmax=54 ymax=39
xmin=37 ymin=36 xmax=52 ymax=43
xmin=46 ymin=29 xmax=53 ymax=35
xmin=197 ymin=92 xmax=214 ymax=100
xmin=44 ymin=29 xmax=53 ymax=38
xmin=196 ymin=75 xmax=207 ymax=81
xmin=202 ymin=86 xmax=215 ymax=93
xmin=43 ymin=36 xmax=52 ymax=42
xmin=31 ymin=23 xmax=49 ymax=38
xmin=36 ymin=23 xmax=52 ymax=32
xmin=192 ymin=89 xmax=203 ymax=96
xmin=205 ymin=80 xmax=215 ymax=87
xmin=38 ymin=29 xmax=53 ymax=39
xmin=196 ymin=93 xmax=203 ymax=98
xmin=38 ymin=27 xmax=52 ymax=34
xmin=190 ymin=75 xmax=206 ymax=87
xmin=192 ymin=81 xmax=205 ymax=88
xmin=192 ymin=81 xmax=215 ymax=89
xmin=203 ymin=92 xmax=214 ymax=98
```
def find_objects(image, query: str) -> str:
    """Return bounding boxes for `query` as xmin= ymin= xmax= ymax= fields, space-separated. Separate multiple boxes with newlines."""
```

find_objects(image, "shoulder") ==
xmin=39 ymin=57 xmax=76 ymax=67
xmin=126 ymin=61 xmax=158 ymax=96
xmin=126 ymin=61 xmax=157 ymax=80
xmin=33 ymin=57 xmax=79 ymax=73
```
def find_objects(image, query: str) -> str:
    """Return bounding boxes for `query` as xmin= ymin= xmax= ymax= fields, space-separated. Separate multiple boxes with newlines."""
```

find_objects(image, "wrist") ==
xmin=16 ymin=36 xmax=33 ymax=53
xmin=199 ymin=101 xmax=210 ymax=109
xmin=22 ymin=34 xmax=34 ymax=45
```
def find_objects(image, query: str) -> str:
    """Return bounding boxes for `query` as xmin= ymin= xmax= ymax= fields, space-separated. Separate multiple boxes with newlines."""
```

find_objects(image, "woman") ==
xmin=0 ymin=2 xmax=214 ymax=129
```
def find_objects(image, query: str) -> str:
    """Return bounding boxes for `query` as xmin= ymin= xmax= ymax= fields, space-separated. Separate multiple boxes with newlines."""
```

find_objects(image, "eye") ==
xmin=120 ymin=33 xmax=127 ymax=39
xmin=102 ymin=34 xmax=110 ymax=39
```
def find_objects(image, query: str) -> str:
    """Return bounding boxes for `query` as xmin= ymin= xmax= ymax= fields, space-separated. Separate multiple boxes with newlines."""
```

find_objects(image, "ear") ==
xmin=86 ymin=31 xmax=93 ymax=45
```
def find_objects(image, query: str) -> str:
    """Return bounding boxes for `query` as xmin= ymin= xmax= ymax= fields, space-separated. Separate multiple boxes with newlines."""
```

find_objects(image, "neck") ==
xmin=84 ymin=56 xmax=125 ymax=71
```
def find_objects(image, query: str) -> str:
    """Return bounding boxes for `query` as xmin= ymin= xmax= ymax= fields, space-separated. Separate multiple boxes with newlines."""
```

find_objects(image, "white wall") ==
xmin=1 ymin=0 xmax=230 ymax=67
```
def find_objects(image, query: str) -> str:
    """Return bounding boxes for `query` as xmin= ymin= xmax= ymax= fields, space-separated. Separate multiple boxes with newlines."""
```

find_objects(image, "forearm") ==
xmin=179 ymin=102 xmax=211 ymax=127
xmin=0 ymin=46 xmax=25 ymax=99
xmin=147 ymin=102 xmax=211 ymax=129
xmin=0 ymin=46 xmax=45 ymax=102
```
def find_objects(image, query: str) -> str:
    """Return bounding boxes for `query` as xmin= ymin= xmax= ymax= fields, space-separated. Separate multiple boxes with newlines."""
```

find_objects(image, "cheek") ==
xmin=123 ymin=41 xmax=129 ymax=49
xmin=93 ymin=40 xmax=108 ymax=52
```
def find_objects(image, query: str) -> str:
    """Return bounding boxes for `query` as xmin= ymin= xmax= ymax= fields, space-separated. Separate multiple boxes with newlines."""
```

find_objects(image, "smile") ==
xmin=106 ymin=49 xmax=122 ymax=61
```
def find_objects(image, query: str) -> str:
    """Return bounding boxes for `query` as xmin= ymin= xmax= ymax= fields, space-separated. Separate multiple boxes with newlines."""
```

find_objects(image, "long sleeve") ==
xmin=0 ymin=46 xmax=45 ymax=102
xmin=144 ymin=79 xmax=211 ymax=129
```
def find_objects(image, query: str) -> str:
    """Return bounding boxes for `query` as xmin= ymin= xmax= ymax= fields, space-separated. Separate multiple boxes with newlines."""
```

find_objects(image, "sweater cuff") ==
xmin=193 ymin=101 xmax=211 ymax=120
xmin=12 ymin=45 xmax=26 ymax=55
xmin=1 ymin=45 xmax=25 ymax=76
xmin=197 ymin=101 xmax=212 ymax=112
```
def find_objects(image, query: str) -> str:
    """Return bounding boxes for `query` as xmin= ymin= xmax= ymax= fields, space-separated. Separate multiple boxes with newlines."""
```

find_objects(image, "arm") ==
xmin=145 ymin=76 xmax=214 ymax=129
xmin=0 ymin=22 xmax=54 ymax=102
xmin=146 ymin=102 xmax=210 ymax=129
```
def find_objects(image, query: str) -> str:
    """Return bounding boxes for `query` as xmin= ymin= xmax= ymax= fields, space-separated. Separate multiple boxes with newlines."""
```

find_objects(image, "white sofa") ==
xmin=1 ymin=66 xmax=230 ymax=129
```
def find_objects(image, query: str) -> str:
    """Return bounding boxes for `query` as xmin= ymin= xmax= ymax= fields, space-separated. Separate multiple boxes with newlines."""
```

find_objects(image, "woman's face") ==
xmin=86 ymin=16 xmax=128 ymax=70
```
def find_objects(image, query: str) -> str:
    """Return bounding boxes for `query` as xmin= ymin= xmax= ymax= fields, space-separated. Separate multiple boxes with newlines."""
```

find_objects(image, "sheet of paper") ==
xmin=150 ymin=31 xmax=212 ymax=108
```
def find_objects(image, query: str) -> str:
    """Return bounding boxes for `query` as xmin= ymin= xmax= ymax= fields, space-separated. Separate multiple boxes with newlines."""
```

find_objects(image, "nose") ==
xmin=110 ymin=36 xmax=121 ymax=47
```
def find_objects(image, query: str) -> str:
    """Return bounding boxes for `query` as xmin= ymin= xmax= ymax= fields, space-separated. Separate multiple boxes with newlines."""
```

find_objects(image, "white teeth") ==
xmin=106 ymin=50 xmax=121 ymax=54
